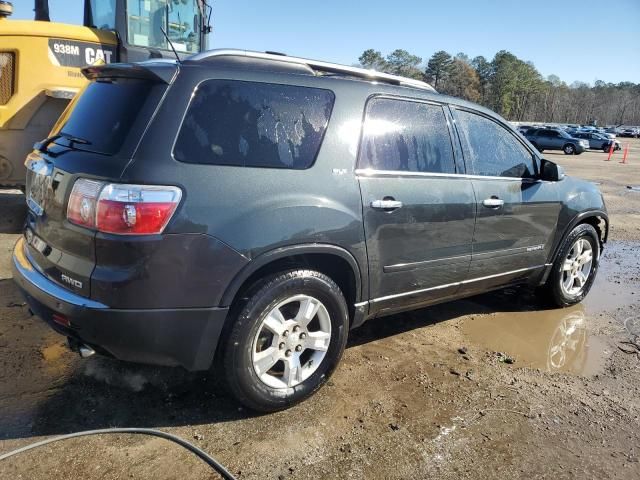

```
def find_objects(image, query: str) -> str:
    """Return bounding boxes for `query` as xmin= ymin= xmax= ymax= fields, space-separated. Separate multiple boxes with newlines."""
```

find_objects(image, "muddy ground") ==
xmin=0 ymin=140 xmax=639 ymax=479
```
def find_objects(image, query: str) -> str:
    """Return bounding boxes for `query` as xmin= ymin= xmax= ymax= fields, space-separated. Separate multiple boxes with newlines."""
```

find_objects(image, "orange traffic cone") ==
xmin=620 ymin=144 xmax=629 ymax=164
xmin=606 ymin=141 xmax=615 ymax=161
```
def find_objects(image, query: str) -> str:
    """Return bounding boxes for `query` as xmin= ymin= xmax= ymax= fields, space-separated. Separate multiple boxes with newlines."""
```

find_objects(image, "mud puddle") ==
xmin=461 ymin=241 xmax=639 ymax=375
xmin=462 ymin=306 xmax=607 ymax=374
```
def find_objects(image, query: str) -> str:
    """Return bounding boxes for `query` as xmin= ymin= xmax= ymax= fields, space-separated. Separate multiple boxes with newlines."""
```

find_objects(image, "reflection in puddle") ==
xmin=547 ymin=310 xmax=588 ymax=371
xmin=462 ymin=241 xmax=639 ymax=376
xmin=462 ymin=307 xmax=607 ymax=375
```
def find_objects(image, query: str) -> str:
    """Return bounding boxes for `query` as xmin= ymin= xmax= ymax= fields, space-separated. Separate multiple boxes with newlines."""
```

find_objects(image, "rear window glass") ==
xmin=173 ymin=80 xmax=335 ymax=169
xmin=55 ymin=79 xmax=152 ymax=155
xmin=358 ymin=98 xmax=455 ymax=174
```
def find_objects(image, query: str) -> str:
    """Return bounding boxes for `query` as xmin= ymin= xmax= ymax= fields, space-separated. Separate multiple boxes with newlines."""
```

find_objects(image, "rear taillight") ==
xmin=67 ymin=179 xmax=103 ymax=229
xmin=67 ymin=179 xmax=182 ymax=235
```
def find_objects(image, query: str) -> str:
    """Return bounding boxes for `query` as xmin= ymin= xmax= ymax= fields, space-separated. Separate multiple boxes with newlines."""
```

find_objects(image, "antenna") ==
xmin=160 ymin=2 xmax=181 ymax=64
xmin=160 ymin=26 xmax=181 ymax=64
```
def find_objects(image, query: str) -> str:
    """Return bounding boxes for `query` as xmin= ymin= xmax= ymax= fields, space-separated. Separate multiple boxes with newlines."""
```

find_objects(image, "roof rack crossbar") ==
xmin=188 ymin=49 xmax=437 ymax=92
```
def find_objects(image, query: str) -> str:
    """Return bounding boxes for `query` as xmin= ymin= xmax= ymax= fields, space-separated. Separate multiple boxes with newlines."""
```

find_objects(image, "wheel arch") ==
xmin=549 ymin=210 xmax=609 ymax=265
xmin=220 ymin=244 xmax=365 ymax=320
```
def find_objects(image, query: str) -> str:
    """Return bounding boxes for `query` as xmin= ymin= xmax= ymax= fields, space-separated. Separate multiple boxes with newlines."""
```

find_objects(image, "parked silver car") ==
xmin=572 ymin=132 xmax=620 ymax=152
xmin=524 ymin=128 xmax=589 ymax=154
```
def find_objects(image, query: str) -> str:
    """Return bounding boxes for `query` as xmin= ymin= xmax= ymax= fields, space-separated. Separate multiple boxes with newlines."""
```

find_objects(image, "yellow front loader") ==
xmin=0 ymin=0 xmax=210 ymax=187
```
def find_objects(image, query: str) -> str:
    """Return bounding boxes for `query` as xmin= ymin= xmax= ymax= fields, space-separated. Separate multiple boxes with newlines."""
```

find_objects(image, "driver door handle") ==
xmin=482 ymin=197 xmax=504 ymax=208
xmin=371 ymin=199 xmax=403 ymax=210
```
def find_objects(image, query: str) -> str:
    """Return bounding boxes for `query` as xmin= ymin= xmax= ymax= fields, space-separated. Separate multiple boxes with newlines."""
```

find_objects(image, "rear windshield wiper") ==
xmin=33 ymin=134 xmax=62 ymax=153
xmin=34 ymin=132 xmax=92 ymax=153
xmin=59 ymin=132 xmax=92 ymax=147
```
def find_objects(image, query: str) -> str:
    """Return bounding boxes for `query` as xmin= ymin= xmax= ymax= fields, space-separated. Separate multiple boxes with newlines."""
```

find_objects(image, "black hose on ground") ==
xmin=0 ymin=427 xmax=237 ymax=480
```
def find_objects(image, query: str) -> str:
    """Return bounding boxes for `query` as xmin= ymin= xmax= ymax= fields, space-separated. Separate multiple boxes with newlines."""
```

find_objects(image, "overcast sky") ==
xmin=12 ymin=0 xmax=640 ymax=84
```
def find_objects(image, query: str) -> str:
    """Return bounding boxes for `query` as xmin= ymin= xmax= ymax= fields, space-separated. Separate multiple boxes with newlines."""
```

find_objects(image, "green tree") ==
xmin=353 ymin=50 xmax=640 ymax=124
xmin=471 ymin=55 xmax=493 ymax=103
xmin=358 ymin=49 xmax=388 ymax=71
xmin=425 ymin=50 xmax=453 ymax=90
xmin=487 ymin=51 xmax=542 ymax=119
xmin=385 ymin=49 xmax=423 ymax=79
xmin=454 ymin=52 xmax=470 ymax=64
xmin=441 ymin=59 xmax=481 ymax=102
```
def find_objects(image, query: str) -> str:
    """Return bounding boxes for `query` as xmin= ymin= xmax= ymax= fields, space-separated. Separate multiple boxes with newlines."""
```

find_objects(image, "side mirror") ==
xmin=539 ymin=159 xmax=565 ymax=181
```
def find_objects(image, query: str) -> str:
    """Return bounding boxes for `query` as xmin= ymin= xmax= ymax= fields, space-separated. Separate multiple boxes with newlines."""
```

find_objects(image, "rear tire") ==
xmin=221 ymin=270 xmax=349 ymax=412
xmin=539 ymin=223 xmax=600 ymax=307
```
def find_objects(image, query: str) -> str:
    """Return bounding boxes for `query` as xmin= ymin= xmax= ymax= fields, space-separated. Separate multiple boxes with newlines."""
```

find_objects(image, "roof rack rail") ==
xmin=188 ymin=49 xmax=437 ymax=93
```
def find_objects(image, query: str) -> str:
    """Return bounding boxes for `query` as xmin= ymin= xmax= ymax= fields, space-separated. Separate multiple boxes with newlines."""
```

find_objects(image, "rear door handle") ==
xmin=371 ymin=199 xmax=403 ymax=210
xmin=482 ymin=197 xmax=504 ymax=208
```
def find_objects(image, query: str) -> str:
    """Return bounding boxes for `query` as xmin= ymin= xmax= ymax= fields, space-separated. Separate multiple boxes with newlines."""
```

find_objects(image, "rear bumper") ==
xmin=12 ymin=237 xmax=228 ymax=371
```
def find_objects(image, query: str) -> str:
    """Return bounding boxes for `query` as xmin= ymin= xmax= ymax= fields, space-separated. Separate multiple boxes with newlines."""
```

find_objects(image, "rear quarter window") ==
xmin=173 ymin=80 xmax=335 ymax=169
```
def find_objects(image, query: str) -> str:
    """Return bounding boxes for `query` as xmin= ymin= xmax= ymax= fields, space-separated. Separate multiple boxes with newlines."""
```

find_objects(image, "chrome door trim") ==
xmin=355 ymin=168 xmax=537 ymax=183
xmin=384 ymin=245 xmax=546 ymax=273
xmin=384 ymin=253 xmax=471 ymax=273
xmin=369 ymin=265 xmax=544 ymax=304
xmin=472 ymin=244 xmax=545 ymax=259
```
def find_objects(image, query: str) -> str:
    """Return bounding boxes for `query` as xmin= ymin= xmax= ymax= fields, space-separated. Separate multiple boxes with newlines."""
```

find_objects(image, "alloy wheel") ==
xmin=560 ymin=238 xmax=593 ymax=297
xmin=251 ymin=294 xmax=332 ymax=389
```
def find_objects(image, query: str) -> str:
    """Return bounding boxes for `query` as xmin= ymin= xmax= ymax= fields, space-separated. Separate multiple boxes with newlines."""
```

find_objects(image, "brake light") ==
xmin=67 ymin=179 xmax=182 ymax=235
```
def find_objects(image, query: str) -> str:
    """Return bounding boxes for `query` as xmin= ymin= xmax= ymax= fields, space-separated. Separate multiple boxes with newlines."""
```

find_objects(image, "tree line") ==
xmin=357 ymin=49 xmax=640 ymax=126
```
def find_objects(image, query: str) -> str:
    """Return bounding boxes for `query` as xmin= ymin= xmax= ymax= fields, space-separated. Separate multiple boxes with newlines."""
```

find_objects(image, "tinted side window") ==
xmin=455 ymin=110 xmax=536 ymax=178
xmin=174 ymin=80 xmax=335 ymax=169
xmin=358 ymin=98 xmax=455 ymax=174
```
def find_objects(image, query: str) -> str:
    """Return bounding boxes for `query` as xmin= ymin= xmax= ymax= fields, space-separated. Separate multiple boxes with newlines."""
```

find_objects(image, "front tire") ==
xmin=563 ymin=143 xmax=576 ymax=155
xmin=541 ymin=224 xmax=600 ymax=307
xmin=221 ymin=270 xmax=349 ymax=411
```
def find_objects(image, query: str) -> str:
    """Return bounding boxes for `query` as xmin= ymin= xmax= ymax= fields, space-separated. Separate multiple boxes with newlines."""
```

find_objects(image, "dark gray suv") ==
xmin=13 ymin=50 xmax=608 ymax=411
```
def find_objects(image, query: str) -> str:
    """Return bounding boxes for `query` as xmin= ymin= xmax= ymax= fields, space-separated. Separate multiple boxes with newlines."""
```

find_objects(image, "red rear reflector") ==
xmin=52 ymin=313 xmax=70 ymax=327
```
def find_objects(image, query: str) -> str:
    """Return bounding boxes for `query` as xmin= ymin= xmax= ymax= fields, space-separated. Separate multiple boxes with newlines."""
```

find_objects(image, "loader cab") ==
xmin=83 ymin=0 xmax=209 ymax=62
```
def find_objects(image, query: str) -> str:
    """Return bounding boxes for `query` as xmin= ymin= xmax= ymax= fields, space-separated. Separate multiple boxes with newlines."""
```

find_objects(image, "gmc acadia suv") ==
xmin=13 ymin=50 xmax=608 ymax=411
